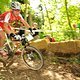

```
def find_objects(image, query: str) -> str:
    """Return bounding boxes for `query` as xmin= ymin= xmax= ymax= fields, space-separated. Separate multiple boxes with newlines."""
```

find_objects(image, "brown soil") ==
xmin=0 ymin=52 xmax=80 ymax=80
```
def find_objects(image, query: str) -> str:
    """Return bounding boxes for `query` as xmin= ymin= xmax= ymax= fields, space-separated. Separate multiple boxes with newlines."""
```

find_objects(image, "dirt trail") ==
xmin=0 ymin=53 xmax=80 ymax=80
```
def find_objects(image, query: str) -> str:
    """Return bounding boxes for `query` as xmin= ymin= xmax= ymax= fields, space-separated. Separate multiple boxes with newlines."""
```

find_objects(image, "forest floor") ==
xmin=0 ymin=51 xmax=80 ymax=80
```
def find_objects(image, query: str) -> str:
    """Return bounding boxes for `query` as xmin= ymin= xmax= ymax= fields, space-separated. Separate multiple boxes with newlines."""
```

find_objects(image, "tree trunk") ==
xmin=65 ymin=0 xmax=72 ymax=29
xmin=24 ymin=0 xmax=28 ymax=21
xmin=45 ymin=6 xmax=52 ymax=30
xmin=65 ymin=0 xmax=75 ymax=39
xmin=27 ymin=12 xmax=32 ymax=26
xmin=24 ymin=0 xmax=32 ymax=26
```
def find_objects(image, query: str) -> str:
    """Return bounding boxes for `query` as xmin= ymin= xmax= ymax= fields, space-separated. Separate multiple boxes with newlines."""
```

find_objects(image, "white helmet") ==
xmin=11 ymin=1 xmax=21 ymax=10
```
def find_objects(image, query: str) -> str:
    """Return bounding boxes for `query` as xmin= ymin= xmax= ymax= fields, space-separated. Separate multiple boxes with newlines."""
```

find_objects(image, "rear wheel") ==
xmin=0 ymin=44 xmax=14 ymax=68
xmin=22 ymin=46 xmax=43 ymax=70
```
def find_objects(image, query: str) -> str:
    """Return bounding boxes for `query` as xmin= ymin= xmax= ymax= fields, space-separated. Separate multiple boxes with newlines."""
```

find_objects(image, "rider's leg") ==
xmin=0 ymin=30 xmax=6 ymax=48
xmin=0 ymin=30 xmax=7 ymax=56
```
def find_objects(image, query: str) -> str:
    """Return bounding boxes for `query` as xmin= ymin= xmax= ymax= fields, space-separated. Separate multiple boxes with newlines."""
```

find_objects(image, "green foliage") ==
xmin=62 ymin=27 xmax=78 ymax=40
xmin=32 ymin=14 xmax=43 ymax=28
xmin=52 ymin=32 xmax=65 ymax=42
xmin=0 ymin=0 xmax=11 ymax=13
xmin=0 ymin=0 xmax=80 ymax=41
xmin=68 ymin=6 xmax=80 ymax=23
xmin=39 ymin=32 xmax=45 ymax=39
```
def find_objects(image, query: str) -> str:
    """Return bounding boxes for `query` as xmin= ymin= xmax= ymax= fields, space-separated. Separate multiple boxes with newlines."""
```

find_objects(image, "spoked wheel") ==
xmin=22 ymin=46 xmax=44 ymax=70
xmin=0 ymin=54 xmax=13 ymax=68
xmin=0 ymin=58 xmax=6 ymax=67
xmin=0 ymin=49 xmax=9 ymax=67
xmin=0 ymin=54 xmax=14 ymax=68
xmin=0 ymin=44 xmax=15 ymax=68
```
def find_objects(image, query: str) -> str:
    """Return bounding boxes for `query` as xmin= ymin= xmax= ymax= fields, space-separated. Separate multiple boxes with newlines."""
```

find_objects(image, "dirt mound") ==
xmin=30 ymin=39 xmax=80 ymax=54
xmin=0 ymin=53 xmax=80 ymax=80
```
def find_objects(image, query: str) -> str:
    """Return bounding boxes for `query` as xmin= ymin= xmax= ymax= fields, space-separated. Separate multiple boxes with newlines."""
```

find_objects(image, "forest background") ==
xmin=0 ymin=0 xmax=80 ymax=42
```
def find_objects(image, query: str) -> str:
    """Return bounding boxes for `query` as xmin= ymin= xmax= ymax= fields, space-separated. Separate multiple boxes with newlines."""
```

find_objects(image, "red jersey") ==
xmin=0 ymin=11 xmax=23 ymax=30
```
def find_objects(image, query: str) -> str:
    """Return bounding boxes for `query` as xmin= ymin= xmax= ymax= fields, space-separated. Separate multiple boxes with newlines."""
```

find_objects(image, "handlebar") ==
xmin=8 ymin=28 xmax=34 ymax=42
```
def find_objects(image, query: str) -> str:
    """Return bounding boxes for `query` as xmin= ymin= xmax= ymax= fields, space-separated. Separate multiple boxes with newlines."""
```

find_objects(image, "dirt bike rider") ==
xmin=0 ymin=1 xmax=32 ymax=56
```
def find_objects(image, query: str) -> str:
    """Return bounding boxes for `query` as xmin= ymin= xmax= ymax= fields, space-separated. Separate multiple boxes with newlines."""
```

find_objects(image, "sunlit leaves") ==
xmin=0 ymin=0 xmax=11 ymax=13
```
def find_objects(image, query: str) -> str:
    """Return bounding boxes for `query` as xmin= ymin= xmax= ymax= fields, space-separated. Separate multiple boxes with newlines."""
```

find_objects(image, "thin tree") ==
xmin=65 ymin=0 xmax=75 ymax=39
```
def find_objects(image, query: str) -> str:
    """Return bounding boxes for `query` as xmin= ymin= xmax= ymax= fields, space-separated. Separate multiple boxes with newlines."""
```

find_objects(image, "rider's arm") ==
xmin=19 ymin=14 xmax=31 ymax=28
xmin=3 ymin=22 xmax=14 ymax=34
xmin=3 ymin=13 xmax=14 ymax=35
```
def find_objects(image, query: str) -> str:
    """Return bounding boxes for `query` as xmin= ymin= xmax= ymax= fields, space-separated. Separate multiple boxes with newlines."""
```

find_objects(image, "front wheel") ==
xmin=22 ymin=46 xmax=44 ymax=70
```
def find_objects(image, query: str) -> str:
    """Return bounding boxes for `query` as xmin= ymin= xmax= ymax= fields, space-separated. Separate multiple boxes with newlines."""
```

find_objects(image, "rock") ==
xmin=30 ymin=39 xmax=80 ymax=55
xmin=47 ymin=40 xmax=80 ymax=54
xmin=30 ymin=39 xmax=48 ymax=50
